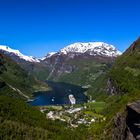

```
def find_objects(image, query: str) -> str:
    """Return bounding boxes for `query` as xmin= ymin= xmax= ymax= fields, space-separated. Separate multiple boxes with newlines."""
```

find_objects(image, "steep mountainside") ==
xmin=0 ymin=45 xmax=49 ymax=81
xmin=42 ymin=42 xmax=121 ymax=97
xmin=43 ymin=42 xmax=121 ymax=81
xmin=0 ymin=96 xmax=87 ymax=140
xmin=0 ymin=42 xmax=122 ymax=90
xmin=96 ymin=37 xmax=140 ymax=140
xmin=108 ymin=37 xmax=140 ymax=95
xmin=0 ymin=53 xmax=48 ymax=99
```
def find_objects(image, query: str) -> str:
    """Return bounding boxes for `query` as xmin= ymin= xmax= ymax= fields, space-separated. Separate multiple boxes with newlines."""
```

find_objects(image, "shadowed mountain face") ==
xmin=126 ymin=102 xmax=140 ymax=139
xmin=113 ymin=101 xmax=140 ymax=140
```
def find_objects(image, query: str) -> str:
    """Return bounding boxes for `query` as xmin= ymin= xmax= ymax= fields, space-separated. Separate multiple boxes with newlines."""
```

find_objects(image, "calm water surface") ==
xmin=29 ymin=81 xmax=88 ymax=106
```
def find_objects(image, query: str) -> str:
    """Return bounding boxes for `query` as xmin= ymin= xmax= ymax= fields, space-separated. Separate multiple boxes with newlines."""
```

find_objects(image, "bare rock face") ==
xmin=126 ymin=101 xmax=140 ymax=140
xmin=106 ymin=78 xmax=120 ymax=95
xmin=113 ymin=113 xmax=127 ymax=140
xmin=42 ymin=42 xmax=121 ymax=81
xmin=113 ymin=100 xmax=140 ymax=140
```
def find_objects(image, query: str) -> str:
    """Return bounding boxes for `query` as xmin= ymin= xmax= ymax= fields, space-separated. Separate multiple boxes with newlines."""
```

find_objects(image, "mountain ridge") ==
xmin=0 ymin=42 xmax=122 ymax=82
xmin=0 ymin=42 xmax=122 ymax=61
xmin=44 ymin=42 xmax=122 ymax=60
xmin=0 ymin=45 xmax=40 ymax=63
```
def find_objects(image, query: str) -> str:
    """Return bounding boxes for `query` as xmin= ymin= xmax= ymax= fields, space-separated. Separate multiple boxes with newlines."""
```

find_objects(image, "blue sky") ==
xmin=0 ymin=0 xmax=140 ymax=57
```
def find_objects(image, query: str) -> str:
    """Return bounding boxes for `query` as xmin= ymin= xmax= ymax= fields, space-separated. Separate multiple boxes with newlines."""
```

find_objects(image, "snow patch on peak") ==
xmin=46 ymin=52 xmax=57 ymax=58
xmin=47 ymin=52 xmax=57 ymax=57
xmin=0 ymin=45 xmax=20 ymax=54
xmin=60 ymin=42 xmax=122 ymax=57
xmin=0 ymin=45 xmax=40 ymax=63
xmin=40 ymin=52 xmax=57 ymax=60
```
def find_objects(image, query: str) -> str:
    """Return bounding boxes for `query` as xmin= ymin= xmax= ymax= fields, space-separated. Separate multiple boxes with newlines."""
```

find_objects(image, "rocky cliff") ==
xmin=113 ymin=100 xmax=140 ymax=140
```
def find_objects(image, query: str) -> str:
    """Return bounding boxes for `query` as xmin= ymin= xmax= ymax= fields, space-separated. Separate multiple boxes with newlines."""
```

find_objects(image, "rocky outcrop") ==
xmin=113 ymin=100 xmax=140 ymax=140
xmin=113 ymin=113 xmax=127 ymax=140
xmin=106 ymin=78 xmax=120 ymax=95
xmin=126 ymin=101 xmax=140 ymax=140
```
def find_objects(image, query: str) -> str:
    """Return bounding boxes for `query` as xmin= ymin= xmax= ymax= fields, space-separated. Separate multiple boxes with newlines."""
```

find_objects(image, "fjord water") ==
xmin=29 ymin=81 xmax=88 ymax=106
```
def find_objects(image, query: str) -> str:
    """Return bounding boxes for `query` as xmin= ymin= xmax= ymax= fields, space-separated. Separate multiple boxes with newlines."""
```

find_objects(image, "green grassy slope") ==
xmin=89 ymin=37 xmax=140 ymax=139
xmin=18 ymin=62 xmax=50 ymax=81
xmin=0 ymin=96 xmax=89 ymax=140
xmin=0 ymin=53 xmax=49 ymax=99
xmin=57 ymin=57 xmax=114 ymax=98
xmin=109 ymin=39 xmax=140 ymax=94
xmin=59 ymin=59 xmax=109 ymax=84
xmin=0 ymin=53 xmax=90 ymax=140
xmin=106 ymin=37 xmax=140 ymax=117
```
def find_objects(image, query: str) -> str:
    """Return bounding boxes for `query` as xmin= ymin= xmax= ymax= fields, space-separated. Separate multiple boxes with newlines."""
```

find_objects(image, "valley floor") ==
xmin=37 ymin=101 xmax=106 ymax=128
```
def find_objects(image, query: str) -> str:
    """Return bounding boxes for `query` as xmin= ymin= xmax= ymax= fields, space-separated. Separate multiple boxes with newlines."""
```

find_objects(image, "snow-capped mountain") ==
xmin=0 ymin=42 xmax=121 ymax=63
xmin=0 ymin=42 xmax=122 ymax=83
xmin=42 ymin=42 xmax=122 ymax=81
xmin=0 ymin=45 xmax=40 ymax=63
xmin=60 ymin=42 xmax=122 ymax=57
xmin=44 ymin=42 xmax=122 ymax=59
xmin=45 ymin=52 xmax=57 ymax=59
